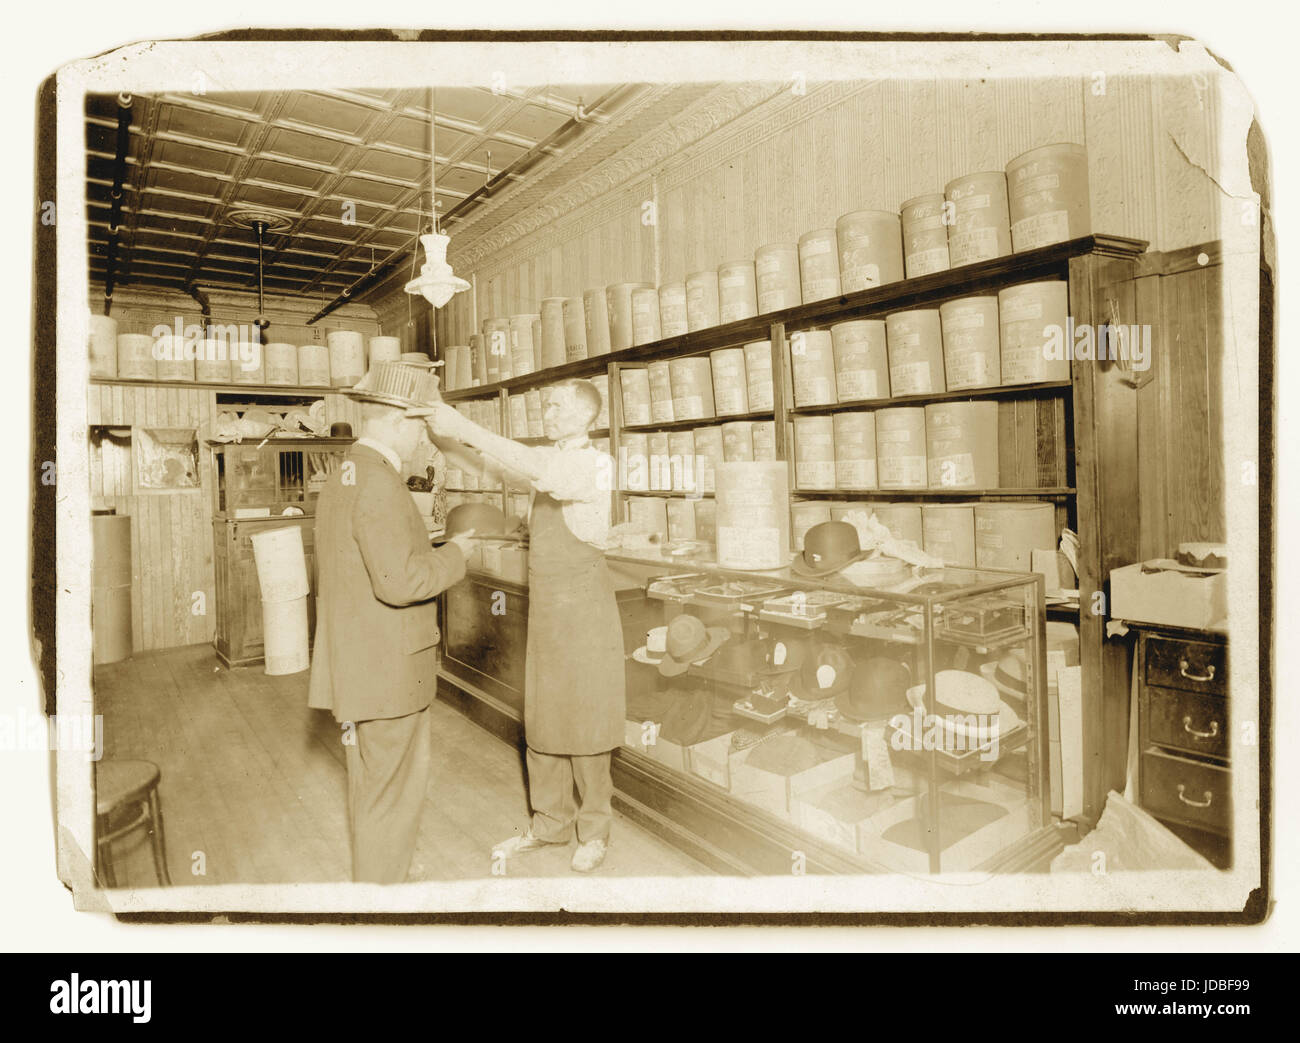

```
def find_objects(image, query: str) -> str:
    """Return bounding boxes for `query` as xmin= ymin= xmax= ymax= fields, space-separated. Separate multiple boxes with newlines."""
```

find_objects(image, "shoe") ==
xmin=492 ymin=830 xmax=561 ymax=859
xmin=570 ymin=837 xmax=609 ymax=873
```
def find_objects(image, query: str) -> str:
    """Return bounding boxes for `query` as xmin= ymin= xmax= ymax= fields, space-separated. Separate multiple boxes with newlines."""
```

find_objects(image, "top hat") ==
xmin=658 ymin=614 xmax=731 ymax=677
xmin=791 ymin=520 xmax=871 ymax=578
xmin=834 ymin=656 xmax=912 ymax=722
xmin=786 ymin=640 xmax=855 ymax=700
xmin=444 ymin=502 xmax=525 ymax=541
xmin=344 ymin=357 xmax=442 ymax=413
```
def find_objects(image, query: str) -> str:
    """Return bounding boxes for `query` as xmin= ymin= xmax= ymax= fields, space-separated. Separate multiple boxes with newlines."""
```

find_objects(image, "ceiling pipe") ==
xmin=306 ymin=86 xmax=633 ymax=325
xmin=101 ymin=93 xmax=134 ymax=315
xmin=185 ymin=282 xmax=212 ymax=329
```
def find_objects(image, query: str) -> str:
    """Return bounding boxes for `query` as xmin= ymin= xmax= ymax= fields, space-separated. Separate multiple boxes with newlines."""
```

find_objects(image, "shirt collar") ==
xmin=355 ymin=436 xmax=402 ymax=473
xmin=553 ymin=433 xmax=590 ymax=451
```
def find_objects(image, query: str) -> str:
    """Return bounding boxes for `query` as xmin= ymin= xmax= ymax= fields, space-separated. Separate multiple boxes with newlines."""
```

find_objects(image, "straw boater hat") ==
xmin=344 ymin=356 xmax=444 ymax=414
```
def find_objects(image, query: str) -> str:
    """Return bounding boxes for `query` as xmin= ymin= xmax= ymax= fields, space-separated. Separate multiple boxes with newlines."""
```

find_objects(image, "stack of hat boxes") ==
xmin=442 ymin=143 xmax=1094 ymax=586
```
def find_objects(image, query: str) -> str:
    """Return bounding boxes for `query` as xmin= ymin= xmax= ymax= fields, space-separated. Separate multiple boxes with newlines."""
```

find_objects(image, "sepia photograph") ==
xmin=26 ymin=25 xmax=1271 ymax=927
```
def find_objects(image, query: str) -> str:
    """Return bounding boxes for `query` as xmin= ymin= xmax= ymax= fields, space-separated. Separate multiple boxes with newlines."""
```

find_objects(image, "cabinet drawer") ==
xmin=1145 ymin=685 xmax=1228 ymax=760
xmin=1140 ymin=749 xmax=1230 ymax=834
xmin=1145 ymin=636 xmax=1226 ymax=695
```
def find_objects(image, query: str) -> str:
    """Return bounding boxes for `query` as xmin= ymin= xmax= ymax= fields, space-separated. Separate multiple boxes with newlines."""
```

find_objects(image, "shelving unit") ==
xmin=90 ymin=377 xmax=341 ymax=397
xmin=441 ymin=234 xmax=1144 ymax=565
xmin=439 ymin=234 xmax=1152 ymax=830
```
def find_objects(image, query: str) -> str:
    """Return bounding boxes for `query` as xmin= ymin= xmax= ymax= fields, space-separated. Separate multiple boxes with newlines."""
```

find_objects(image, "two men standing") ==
xmin=310 ymin=359 xmax=624 ymax=881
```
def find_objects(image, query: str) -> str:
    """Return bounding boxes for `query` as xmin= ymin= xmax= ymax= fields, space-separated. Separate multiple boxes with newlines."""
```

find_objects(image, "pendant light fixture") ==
xmin=404 ymin=88 xmax=471 ymax=309
xmin=228 ymin=208 xmax=292 ymax=338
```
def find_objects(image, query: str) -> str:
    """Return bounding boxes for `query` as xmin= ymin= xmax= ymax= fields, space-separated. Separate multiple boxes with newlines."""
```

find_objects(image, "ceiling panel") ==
xmin=84 ymin=82 xmax=672 ymax=303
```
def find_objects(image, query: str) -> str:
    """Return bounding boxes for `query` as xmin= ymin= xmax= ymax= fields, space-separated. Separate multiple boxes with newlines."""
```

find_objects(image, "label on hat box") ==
xmin=717 ymin=525 xmax=782 ymax=569
xmin=837 ymin=369 xmax=880 ymax=400
xmin=932 ymin=452 xmax=976 ymax=487
xmin=862 ymin=725 xmax=895 ymax=791
xmin=836 ymin=459 xmax=877 ymax=488
xmin=1012 ymin=211 xmax=1071 ymax=250
xmin=879 ymin=455 xmax=927 ymax=487
xmin=906 ymin=247 xmax=950 ymax=275
xmin=673 ymin=395 xmax=706 ymax=419
xmin=948 ymin=227 xmax=1002 ymax=263
xmin=945 ymin=347 xmax=997 ymax=388
xmin=944 ymin=308 xmax=987 ymax=332
xmin=794 ymin=375 xmax=834 ymax=406
xmin=890 ymin=361 xmax=934 ymax=395
xmin=796 ymin=461 xmax=836 ymax=488
xmin=1000 ymin=295 xmax=1045 ymax=323
xmin=841 ymin=262 xmax=881 ymax=289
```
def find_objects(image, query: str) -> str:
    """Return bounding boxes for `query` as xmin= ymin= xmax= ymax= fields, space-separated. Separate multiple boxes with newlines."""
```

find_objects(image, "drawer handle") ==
xmin=1182 ymin=716 xmax=1220 ymax=740
xmin=1178 ymin=659 xmax=1216 ymax=683
xmin=1176 ymin=784 xmax=1213 ymax=809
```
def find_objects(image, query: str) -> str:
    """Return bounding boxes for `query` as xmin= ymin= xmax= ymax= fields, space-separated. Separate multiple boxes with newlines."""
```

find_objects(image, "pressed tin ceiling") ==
xmin=83 ymin=83 xmax=697 ymax=303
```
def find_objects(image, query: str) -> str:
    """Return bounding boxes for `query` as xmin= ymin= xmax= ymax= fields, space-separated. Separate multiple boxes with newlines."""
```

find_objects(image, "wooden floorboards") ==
xmin=93 ymin=644 xmax=710 ymax=887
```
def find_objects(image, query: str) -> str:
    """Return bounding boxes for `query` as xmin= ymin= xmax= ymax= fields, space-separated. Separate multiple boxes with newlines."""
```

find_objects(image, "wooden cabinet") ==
xmin=1134 ymin=624 xmax=1230 ymax=866
xmin=212 ymin=516 xmax=317 ymax=667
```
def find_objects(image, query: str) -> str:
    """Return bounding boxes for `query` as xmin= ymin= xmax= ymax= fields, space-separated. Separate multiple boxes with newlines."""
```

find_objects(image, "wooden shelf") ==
xmin=620 ymin=489 xmax=714 ymax=498
xmin=788 ymin=381 xmax=1071 ymax=415
xmin=791 ymin=487 xmax=1076 ymax=499
xmin=622 ymin=410 xmax=773 ymax=433
xmin=91 ymin=377 xmax=337 ymax=396
xmin=441 ymin=234 xmax=1147 ymax=403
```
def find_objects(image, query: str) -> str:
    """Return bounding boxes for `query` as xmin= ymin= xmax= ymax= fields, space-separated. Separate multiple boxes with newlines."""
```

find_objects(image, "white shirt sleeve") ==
xmin=530 ymin=445 xmax=615 ymax=548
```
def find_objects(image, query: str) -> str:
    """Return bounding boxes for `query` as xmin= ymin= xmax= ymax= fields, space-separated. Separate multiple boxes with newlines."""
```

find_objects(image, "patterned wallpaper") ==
xmin=420 ymin=70 xmax=1222 ymax=348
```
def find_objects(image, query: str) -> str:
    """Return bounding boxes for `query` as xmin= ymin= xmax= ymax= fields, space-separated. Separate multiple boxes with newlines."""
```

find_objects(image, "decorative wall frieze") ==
xmin=459 ymin=78 xmax=879 ymax=279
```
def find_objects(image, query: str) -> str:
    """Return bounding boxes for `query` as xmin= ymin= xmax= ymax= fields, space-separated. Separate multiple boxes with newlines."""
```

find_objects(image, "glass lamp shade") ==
xmin=404 ymin=233 xmax=470 ymax=308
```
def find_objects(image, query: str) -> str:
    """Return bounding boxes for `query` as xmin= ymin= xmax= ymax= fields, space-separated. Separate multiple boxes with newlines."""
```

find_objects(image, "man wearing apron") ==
xmin=427 ymin=379 xmax=625 ymax=872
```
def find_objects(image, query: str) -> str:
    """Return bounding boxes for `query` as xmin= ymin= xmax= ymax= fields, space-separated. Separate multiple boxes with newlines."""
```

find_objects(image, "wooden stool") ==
xmin=95 ymin=760 xmax=171 ymax=887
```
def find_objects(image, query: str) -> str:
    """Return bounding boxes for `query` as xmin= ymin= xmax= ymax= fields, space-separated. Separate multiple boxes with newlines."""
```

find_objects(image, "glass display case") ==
xmin=210 ymin=437 xmax=353 ymax=518
xmin=607 ymin=548 xmax=1050 ymax=873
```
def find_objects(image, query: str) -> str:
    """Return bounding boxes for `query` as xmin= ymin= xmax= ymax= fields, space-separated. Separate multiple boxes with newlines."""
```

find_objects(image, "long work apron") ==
xmin=524 ymin=490 xmax=626 ymax=755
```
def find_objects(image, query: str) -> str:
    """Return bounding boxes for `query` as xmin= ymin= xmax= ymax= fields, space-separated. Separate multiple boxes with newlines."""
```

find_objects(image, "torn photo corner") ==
xmin=38 ymin=30 xmax=1267 ymax=922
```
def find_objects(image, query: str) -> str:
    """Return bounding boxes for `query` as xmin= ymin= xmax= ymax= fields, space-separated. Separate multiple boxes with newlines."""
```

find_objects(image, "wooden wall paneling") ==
xmin=1134 ymin=272 xmax=1168 ymax=559
xmin=1035 ymin=397 xmax=1062 ymax=488
xmin=1166 ymin=264 xmax=1224 ymax=543
xmin=935 ymin=79 xmax=971 ymax=187
xmin=1071 ymin=251 xmax=1144 ymax=821
xmin=997 ymin=400 xmax=1019 ymax=488
xmin=908 ymin=80 xmax=941 ymax=205
xmin=1203 ymin=262 xmax=1225 ymax=542
xmin=770 ymin=123 xmax=798 ymax=245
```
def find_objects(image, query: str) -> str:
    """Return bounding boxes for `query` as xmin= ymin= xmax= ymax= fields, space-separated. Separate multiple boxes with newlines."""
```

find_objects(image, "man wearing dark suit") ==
xmin=308 ymin=361 xmax=475 ymax=883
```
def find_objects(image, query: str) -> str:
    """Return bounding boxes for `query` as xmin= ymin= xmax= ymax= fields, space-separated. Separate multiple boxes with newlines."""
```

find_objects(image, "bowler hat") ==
xmin=835 ymin=656 xmax=912 ymax=722
xmin=787 ymin=640 xmax=855 ymax=700
xmin=444 ymin=502 xmax=524 ymax=541
xmin=658 ymin=614 xmax=731 ymax=677
xmin=791 ymin=520 xmax=870 ymax=578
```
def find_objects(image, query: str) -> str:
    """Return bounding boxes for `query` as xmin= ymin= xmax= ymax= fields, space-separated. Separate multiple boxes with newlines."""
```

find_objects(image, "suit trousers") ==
xmin=525 ymin=747 xmax=614 ymax=844
xmin=345 ymin=706 xmax=432 ymax=883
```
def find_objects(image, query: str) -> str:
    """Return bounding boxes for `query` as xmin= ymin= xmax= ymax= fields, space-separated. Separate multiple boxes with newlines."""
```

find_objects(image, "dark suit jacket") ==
xmin=308 ymin=444 xmax=466 ymax=724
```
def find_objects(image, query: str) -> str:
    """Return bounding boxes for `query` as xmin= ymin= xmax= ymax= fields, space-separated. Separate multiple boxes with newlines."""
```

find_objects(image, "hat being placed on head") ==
xmin=788 ymin=640 xmax=855 ymax=700
xmin=444 ymin=502 xmax=525 ymax=541
xmin=835 ymin=656 xmax=912 ymax=722
xmin=344 ymin=357 xmax=442 ymax=413
xmin=658 ymin=614 xmax=731 ymax=677
xmin=791 ymin=520 xmax=870 ymax=578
